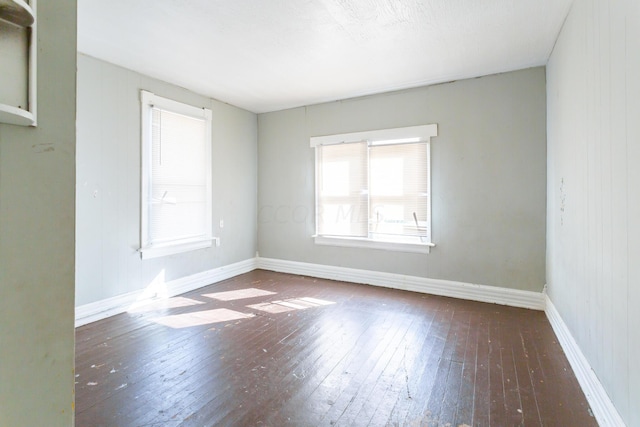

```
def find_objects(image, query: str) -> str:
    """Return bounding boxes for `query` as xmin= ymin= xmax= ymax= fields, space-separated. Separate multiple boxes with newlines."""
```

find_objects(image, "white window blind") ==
xmin=311 ymin=124 xmax=437 ymax=253
xmin=150 ymin=108 xmax=208 ymax=243
xmin=369 ymin=142 xmax=429 ymax=243
xmin=140 ymin=90 xmax=213 ymax=259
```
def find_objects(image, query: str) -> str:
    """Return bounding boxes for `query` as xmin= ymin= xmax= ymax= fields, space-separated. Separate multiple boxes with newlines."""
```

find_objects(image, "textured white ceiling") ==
xmin=78 ymin=0 xmax=572 ymax=113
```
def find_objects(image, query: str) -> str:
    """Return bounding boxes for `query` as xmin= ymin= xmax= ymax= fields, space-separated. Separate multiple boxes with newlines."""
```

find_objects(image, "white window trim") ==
xmin=311 ymin=124 xmax=437 ymax=254
xmin=314 ymin=235 xmax=435 ymax=254
xmin=309 ymin=124 xmax=437 ymax=148
xmin=139 ymin=90 xmax=213 ymax=260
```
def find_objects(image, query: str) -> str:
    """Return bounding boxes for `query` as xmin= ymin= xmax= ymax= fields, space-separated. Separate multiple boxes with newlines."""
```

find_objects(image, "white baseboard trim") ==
xmin=545 ymin=295 xmax=625 ymax=426
xmin=256 ymin=257 xmax=545 ymax=310
xmin=75 ymin=258 xmax=258 ymax=327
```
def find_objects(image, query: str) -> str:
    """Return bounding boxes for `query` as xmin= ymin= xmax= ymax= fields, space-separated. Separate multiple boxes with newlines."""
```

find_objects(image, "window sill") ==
xmin=313 ymin=235 xmax=434 ymax=254
xmin=139 ymin=238 xmax=216 ymax=259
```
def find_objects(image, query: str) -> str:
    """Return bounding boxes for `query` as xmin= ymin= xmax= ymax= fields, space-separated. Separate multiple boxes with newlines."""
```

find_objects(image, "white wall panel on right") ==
xmin=546 ymin=0 xmax=640 ymax=424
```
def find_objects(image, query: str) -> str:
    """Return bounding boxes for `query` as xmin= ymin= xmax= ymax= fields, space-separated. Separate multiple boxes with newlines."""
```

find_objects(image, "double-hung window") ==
xmin=139 ymin=90 xmax=213 ymax=259
xmin=311 ymin=124 xmax=437 ymax=253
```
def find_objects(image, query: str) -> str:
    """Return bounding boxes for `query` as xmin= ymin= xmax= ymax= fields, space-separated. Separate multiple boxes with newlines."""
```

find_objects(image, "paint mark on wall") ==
xmin=32 ymin=143 xmax=55 ymax=153
xmin=560 ymin=178 xmax=566 ymax=226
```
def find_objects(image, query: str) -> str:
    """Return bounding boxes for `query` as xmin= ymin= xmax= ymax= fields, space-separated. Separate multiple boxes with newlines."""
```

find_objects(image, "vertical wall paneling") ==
xmin=546 ymin=0 xmax=640 ymax=423
xmin=609 ymin=0 xmax=629 ymax=415
xmin=625 ymin=0 xmax=640 ymax=423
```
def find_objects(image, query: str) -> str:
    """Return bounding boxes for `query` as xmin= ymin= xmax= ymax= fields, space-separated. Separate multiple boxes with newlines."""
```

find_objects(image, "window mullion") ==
xmin=366 ymin=143 xmax=372 ymax=239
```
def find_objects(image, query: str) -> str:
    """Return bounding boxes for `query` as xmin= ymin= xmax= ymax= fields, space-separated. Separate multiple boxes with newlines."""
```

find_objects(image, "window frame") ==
xmin=311 ymin=124 xmax=437 ymax=254
xmin=139 ymin=90 xmax=213 ymax=259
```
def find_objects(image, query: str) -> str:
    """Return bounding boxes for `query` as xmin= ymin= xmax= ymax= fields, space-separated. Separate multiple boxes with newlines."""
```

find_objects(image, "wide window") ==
xmin=139 ymin=90 xmax=213 ymax=259
xmin=311 ymin=124 xmax=437 ymax=253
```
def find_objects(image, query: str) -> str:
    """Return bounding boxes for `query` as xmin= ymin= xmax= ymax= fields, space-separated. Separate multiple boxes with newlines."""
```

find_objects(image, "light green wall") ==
xmin=75 ymin=54 xmax=258 ymax=306
xmin=546 ymin=0 xmax=640 ymax=424
xmin=258 ymin=67 xmax=547 ymax=291
xmin=0 ymin=1 xmax=77 ymax=425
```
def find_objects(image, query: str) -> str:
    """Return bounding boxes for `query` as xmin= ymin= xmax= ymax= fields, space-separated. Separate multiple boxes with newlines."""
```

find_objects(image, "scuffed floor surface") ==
xmin=75 ymin=270 xmax=596 ymax=426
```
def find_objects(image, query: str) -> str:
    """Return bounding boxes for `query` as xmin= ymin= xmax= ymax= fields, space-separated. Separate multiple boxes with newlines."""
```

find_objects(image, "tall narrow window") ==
xmin=140 ymin=90 xmax=212 ymax=259
xmin=312 ymin=124 xmax=437 ymax=253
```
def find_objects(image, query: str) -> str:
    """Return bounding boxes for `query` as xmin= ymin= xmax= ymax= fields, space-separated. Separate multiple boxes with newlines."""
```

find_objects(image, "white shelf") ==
xmin=0 ymin=104 xmax=35 ymax=126
xmin=0 ymin=0 xmax=36 ymax=127
xmin=0 ymin=0 xmax=34 ymax=27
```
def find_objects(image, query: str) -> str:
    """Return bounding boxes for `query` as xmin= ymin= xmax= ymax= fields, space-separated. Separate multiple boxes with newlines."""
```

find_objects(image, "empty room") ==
xmin=0 ymin=0 xmax=638 ymax=426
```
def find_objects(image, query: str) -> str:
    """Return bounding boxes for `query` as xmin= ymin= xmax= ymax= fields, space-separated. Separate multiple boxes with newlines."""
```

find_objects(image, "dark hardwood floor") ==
xmin=75 ymin=270 xmax=596 ymax=426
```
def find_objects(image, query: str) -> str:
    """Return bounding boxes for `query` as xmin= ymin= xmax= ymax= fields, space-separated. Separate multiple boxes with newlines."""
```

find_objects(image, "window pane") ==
xmin=317 ymin=142 xmax=368 ymax=237
xmin=369 ymin=143 xmax=428 ymax=241
xmin=370 ymin=158 xmax=403 ymax=196
xmin=150 ymin=108 xmax=209 ymax=243
xmin=321 ymin=161 xmax=350 ymax=197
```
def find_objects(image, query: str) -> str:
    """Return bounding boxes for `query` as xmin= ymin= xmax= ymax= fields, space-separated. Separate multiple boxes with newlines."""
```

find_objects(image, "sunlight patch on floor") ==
xmin=202 ymin=287 xmax=277 ymax=301
xmin=152 ymin=308 xmax=255 ymax=328
xmin=128 ymin=296 xmax=205 ymax=313
xmin=248 ymin=297 xmax=335 ymax=314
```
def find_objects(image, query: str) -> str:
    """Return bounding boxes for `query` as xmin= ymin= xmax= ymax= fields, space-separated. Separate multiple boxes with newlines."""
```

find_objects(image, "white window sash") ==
xmin=139 ymin=90 xmax=213 ymax=259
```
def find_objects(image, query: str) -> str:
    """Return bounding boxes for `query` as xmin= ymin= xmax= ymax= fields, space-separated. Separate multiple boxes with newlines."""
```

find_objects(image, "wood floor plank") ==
xmin=437 ymin=306 xmax=472 ymax=425
xmin=178 ymin=309 xmax=379 ymax=426
xmin=167 ymin=281 xmax=377 ymax=426
xmin=326 ymin=317 xmax=418 ymax=425
xmin=400 ymin=303 xmax=456 ymax=425
xmin=488 ymin=315 xmax=507 ymax=426
xmin=75 ymin=270 xmax=597 ymax=427
xmin=453 ymin=309 xmax=479 ymax=426
xmin=506 ymin=317 xmax=543 ymax=426
xmin=420 ymin=303 xmax=474 ymax=426
xmin=137 ymin=304 xmax=344 ymax=425
xmin=472 ymin=313 xmax=491 ymax=426
xmin=366 ymin=309 xmax=439 ymax=426
xmin=295 ymin=314 xmax=412 ymax=425
xmin=499 ymin=316 xmax=526 ymax=426
xmin=383 ymin=304 xmax=443 ymax=426
xmin=527 ymin=314 xmax=596 ymax=425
